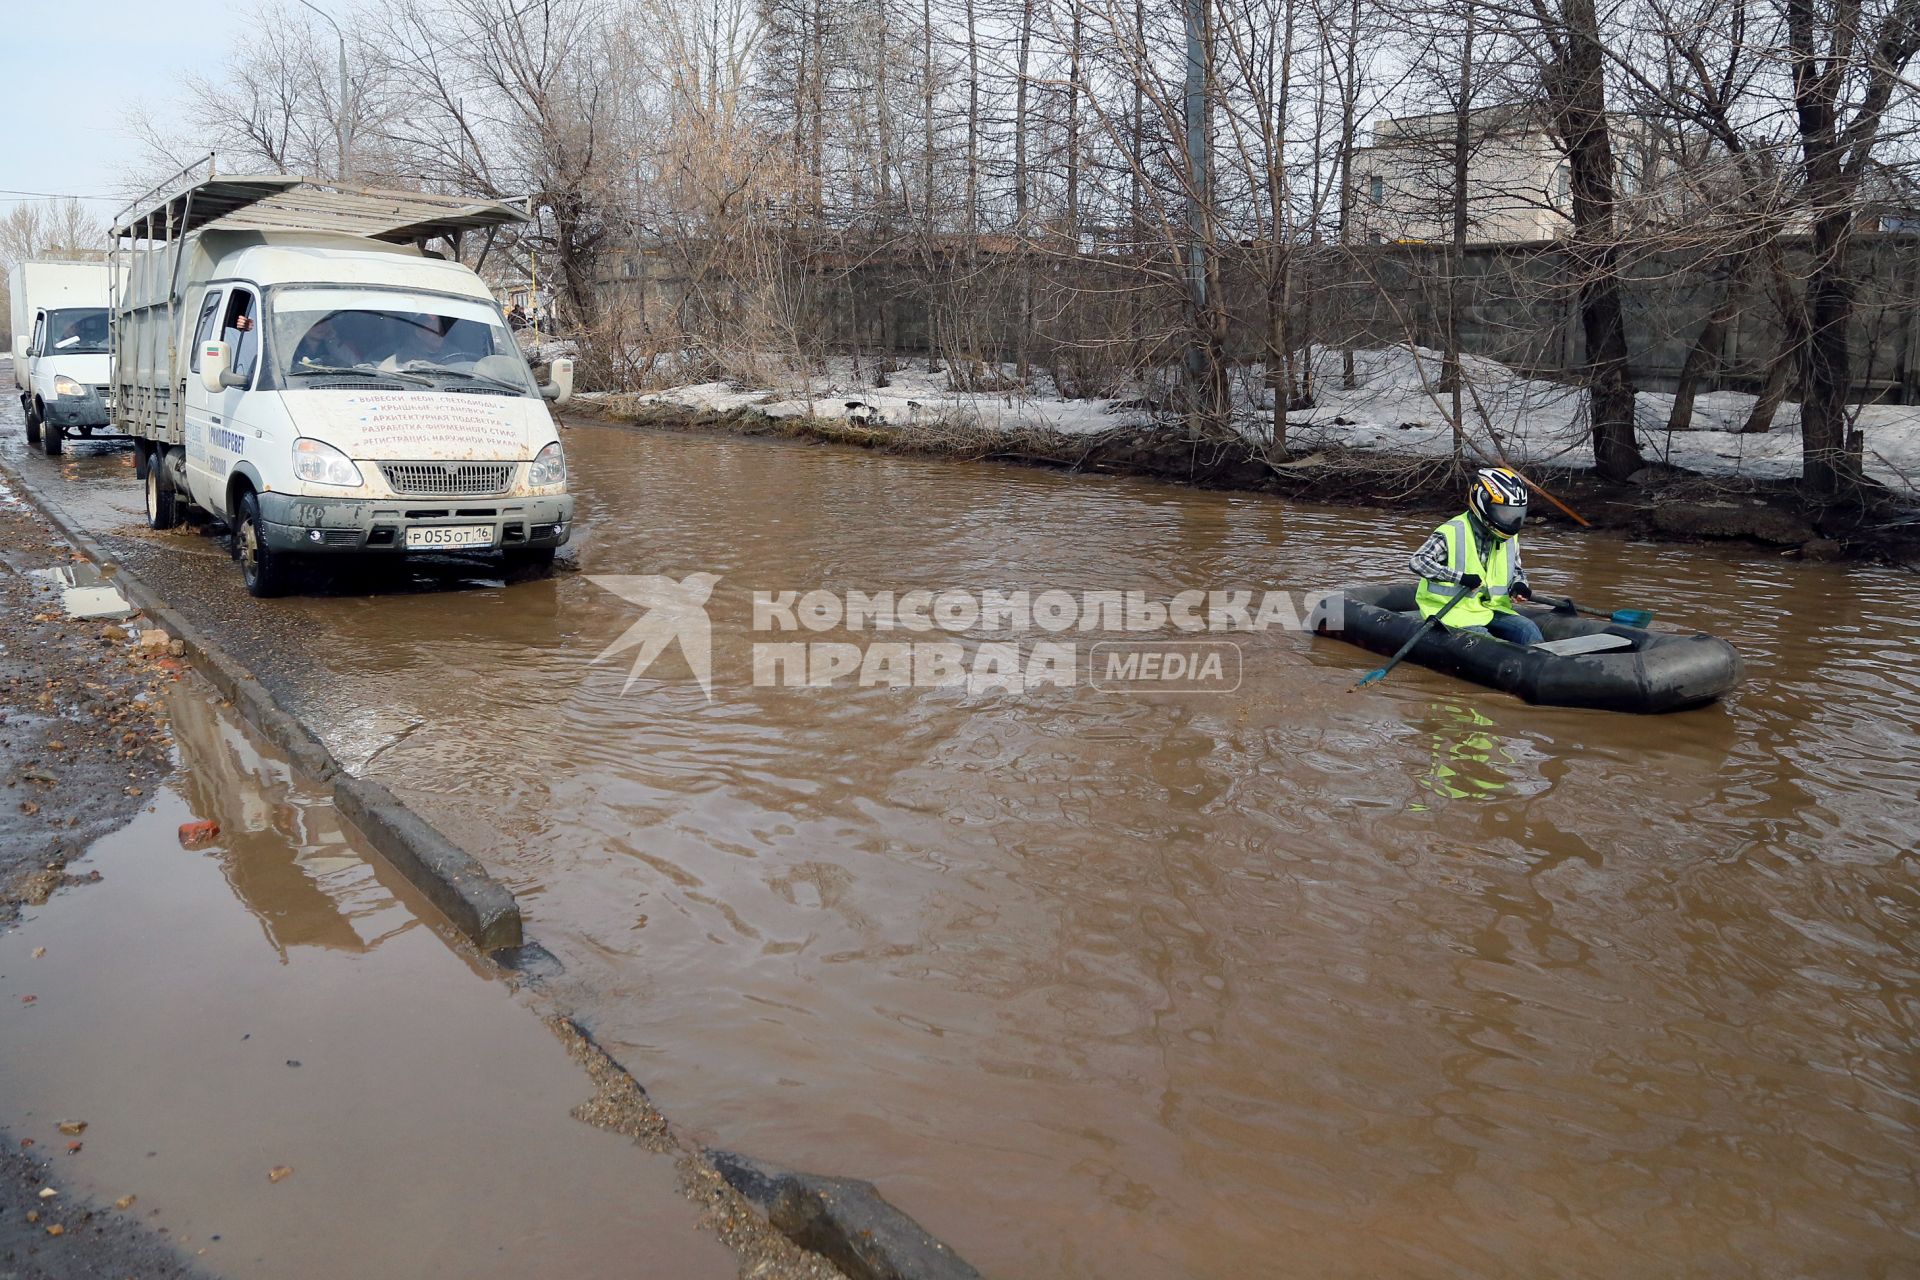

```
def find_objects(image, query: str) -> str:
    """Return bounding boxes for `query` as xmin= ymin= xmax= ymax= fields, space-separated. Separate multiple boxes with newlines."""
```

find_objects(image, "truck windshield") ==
xmin=267 ymin=287 xmax=537 ymax=395
xmin=44 ymin=308 xmax=109 ymax=355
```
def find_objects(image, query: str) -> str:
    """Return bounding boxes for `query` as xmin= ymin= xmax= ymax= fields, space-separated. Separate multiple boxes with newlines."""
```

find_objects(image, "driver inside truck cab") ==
xmin=291 ymin=313 xmax=370 ymax=369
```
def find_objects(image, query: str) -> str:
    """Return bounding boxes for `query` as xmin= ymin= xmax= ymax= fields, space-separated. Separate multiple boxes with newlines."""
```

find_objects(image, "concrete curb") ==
xmin=333 ymin=776 xmax=521 ymax=951
xmin=710 ymin=1150 xmax=983 ymax=1280
xmin=0 ymin=454 xmax=524 ymax=954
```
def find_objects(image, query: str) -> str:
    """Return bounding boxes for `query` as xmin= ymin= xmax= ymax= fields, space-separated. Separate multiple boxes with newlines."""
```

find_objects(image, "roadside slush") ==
xmin=0 ymin=474 xmax=173 ymax=921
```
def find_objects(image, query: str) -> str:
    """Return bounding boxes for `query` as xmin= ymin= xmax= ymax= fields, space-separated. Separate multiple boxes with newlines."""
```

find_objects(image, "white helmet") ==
xmin=1469 ymin=467 xmax=1529 ymax=539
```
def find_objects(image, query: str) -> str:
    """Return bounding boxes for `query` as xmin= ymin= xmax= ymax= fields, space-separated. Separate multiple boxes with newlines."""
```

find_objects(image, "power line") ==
xmin=0 ymin=188 xmax=109 ymax=202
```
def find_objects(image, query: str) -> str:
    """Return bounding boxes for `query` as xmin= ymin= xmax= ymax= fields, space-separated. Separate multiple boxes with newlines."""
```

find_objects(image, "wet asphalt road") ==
xmin=0 ymin=397 xmax=555 ymax=736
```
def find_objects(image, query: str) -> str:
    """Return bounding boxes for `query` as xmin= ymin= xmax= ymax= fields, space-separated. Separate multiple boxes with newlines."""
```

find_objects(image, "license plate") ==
xmin=405 ymin=524 xmax=493 ymax=549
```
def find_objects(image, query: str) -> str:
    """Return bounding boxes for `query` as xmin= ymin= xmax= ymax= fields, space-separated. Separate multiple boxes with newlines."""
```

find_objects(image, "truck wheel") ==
xmin=234 ymin=491 xmax=291 ymax=598
xmin=39 ymin=406 xmax=62 ymax=456
xmin=23 ymin=399 xmax=40 ymax=446
xmin=503 ymin=547 xmax=557 ymax=578
xmin=144 ymin=455 xmax=179 ymax=530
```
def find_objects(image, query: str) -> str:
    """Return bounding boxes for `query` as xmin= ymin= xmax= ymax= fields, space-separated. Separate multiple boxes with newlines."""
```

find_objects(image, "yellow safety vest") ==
xmin=1416 ymin=512 xmax=1514 ymax=628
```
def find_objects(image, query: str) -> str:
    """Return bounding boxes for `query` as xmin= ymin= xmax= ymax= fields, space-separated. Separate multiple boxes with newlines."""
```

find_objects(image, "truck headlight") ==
xmin=528 ymin=441 xmax=566 ymax=487
xmin=53 ymin=375 xmax=87 ymax=398
xmin=292 ymin=438 xmax=364 ymax=488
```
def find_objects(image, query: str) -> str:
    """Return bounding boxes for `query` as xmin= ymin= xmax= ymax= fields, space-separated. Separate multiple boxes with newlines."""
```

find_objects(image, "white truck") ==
xmin=112 ymin=171 xmax=575 ymax=597
xmin=11 ymin=259 xmax=115 ymax=455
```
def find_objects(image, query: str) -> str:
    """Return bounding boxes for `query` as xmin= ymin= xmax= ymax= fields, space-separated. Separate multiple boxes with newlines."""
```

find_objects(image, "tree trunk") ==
xmin=1066 ymin=8 xmax=1082 ymax=236
xmin=1336 ymin=0 xmax=1361 ymax=391
xmin=1442 ymin=6 xmax=1474 ymax=461
xmin=1668 ymin=287 xmax=1737 ymax=434
xmin=1799 ymin=207 xmax=1863 ymax=495
xmin=1543 ymin=0 xmax=1643 ymax=480
xmin=964 ymin=0 xmax=979 ymax=237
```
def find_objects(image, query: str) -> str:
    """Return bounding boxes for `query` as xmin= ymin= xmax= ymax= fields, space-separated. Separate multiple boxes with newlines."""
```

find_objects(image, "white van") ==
xmin=10 ymin=259 xmax=115 ymax=455
xmin=113 ymin=174 xmax=575 ymax=597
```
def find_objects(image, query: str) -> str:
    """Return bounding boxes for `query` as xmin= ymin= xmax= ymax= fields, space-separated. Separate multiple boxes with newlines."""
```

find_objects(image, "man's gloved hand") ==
xmin=1510 ymin=582 xmax=1532 ymax=601
xmin=1458 ymin=573 xmax=1483 ymax=590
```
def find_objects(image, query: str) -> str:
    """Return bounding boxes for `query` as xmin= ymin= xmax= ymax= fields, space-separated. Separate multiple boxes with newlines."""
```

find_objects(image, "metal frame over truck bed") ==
xmin=108 ymin=155 xmax=529 ymax=448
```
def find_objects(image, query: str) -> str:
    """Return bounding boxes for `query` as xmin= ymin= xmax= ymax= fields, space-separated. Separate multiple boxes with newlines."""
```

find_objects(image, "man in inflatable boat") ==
xmin=1409 ymin=466 xmax=1543 ymax=647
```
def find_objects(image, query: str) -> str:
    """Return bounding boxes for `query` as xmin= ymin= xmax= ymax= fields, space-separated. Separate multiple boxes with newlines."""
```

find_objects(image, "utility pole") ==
xmin=295 ymin=0 xmax=352 ymax=181
xmin=1182 ymin=0 xmax=1211 ymax=387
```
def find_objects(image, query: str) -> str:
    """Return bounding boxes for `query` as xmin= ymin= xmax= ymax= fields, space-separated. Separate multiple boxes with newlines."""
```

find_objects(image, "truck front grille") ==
xmin=378 ymin=462 xmax=515 ymax=497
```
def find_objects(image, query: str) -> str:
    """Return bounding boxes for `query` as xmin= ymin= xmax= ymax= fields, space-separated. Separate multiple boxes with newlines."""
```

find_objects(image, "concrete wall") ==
xmin=599 ymin=231 xmax=1920 ymax=405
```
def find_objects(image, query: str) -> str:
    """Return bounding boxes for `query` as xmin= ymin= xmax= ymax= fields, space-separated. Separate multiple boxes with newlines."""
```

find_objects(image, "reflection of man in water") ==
xmin=291 ymin=314 xmax=367 ymax=368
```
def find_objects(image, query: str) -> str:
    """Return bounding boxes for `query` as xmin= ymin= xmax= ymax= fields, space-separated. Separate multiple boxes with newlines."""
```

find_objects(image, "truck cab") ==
xmin=10 ymin=260 xmax=114 ymax=455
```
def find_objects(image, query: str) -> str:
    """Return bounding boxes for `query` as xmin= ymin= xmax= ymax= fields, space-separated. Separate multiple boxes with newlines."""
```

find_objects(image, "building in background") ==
xmin=1349 ymin=106 xmax=1571 ymax=244
xmin=1347 ymin=106 xmax=1695 ymax=244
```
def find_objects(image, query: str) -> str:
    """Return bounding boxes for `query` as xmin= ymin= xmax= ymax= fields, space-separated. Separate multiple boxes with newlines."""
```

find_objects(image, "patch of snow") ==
xmin=617 ymin=346 xmax=1920 ymax=494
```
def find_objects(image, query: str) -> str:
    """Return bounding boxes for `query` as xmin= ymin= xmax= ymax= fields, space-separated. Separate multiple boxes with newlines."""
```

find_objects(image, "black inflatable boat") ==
xmin=1320 ymin=585 xmax=1743 ymax=712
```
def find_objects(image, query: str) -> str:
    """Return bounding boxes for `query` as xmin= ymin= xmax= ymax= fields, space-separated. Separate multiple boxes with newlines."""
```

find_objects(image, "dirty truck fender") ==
xmin=224 ymin=461 xmax=268 ymax=517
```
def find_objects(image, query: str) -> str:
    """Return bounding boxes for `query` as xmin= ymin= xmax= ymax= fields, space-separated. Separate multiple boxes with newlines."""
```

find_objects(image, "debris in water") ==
xmin=24 ymin=1210 xmax=37 ymax=1224
xmin=177 ymin=820 xmax=220 ymax=848
xmin=20 ymin=995 xmax=36 ymax=1004
xmin=37 ymin=1187 xmax=57 ymax=1199
xmin=65 ymin=1141 xmax=82 ymax=1154
xmin=267 ymin=1165 xmax=294 ymax=1184
xmin=114 ymin=1195 xmax=136 ymax=1210
xmin=56 ymin=1120 xmax=86 ymax=1135
xmin=46 ymin=1223 xmax=64 ymax=1236
xmin=19 ymin=800 xmax=38 ymax=815
xmin=137 ymin=629 xmax=172 ymax=651
xmin=32 ymin=947 xmax=45 ymax=958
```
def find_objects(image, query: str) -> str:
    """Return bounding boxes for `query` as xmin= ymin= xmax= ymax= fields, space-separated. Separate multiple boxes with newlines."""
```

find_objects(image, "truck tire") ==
xmin=144 ymin=453 xmax=179 ymax=530
xmin=22 ymin=398 xmax=40 ymax=446
xmin=234 ymin=490 xmax=292 ymax=598
xmin=39 ymin=404 xmax=62 ymax=456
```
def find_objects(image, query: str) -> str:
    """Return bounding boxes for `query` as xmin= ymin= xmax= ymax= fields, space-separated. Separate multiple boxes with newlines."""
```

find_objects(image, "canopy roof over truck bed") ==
xmin=112 ymin=174 xmax=528 ymax=245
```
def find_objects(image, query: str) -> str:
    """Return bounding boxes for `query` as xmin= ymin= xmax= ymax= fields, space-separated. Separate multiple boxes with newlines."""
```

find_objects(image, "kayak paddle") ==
xmin=1352 ymin=582 xmax=1474 ymax=690
xmin=1535 ymin=593 xmax=1652 ymax=628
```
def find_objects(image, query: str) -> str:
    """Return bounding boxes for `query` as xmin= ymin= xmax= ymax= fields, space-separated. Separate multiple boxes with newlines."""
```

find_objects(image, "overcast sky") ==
xmin=0 ymin=0 xmax=271 ymax=228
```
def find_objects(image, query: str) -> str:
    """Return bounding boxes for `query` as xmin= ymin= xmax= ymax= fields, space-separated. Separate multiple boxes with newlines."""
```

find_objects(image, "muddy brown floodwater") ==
xmin=9 ymin=419 xmax=1919 ymax=1278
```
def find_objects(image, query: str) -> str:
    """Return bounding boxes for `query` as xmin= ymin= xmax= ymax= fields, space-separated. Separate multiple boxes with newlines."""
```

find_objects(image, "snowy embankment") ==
xmin=582 ymin=346 xmax=1920 ymax=493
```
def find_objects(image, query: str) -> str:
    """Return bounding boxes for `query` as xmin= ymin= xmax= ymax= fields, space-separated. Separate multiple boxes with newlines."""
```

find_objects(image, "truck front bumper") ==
xmin=257 ymin=491 xmax=576 ymax=555
xmin=43 ymin=392 xmax=112 ymax=430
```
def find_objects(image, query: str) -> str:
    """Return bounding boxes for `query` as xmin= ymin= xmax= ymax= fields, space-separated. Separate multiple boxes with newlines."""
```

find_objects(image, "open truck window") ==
xmin=221 ymin=288 xmax=260 ymax=384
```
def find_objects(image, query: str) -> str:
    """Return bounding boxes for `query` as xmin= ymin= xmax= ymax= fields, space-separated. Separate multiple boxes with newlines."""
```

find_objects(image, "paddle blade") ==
xmin=1353 ymin=668 xmax=1386 ymax=689
xmin=1611 ymin=608 xmax=1653 ymax=627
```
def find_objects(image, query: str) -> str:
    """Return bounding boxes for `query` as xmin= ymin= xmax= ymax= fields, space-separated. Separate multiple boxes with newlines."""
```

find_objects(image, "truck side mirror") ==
xmin=200 ymin=340 xmax=231 ymax=394
xmin=10 ymin=336 xmax=26 ymax=365
xmin=540 ymin=356 xmax=574 ymax=405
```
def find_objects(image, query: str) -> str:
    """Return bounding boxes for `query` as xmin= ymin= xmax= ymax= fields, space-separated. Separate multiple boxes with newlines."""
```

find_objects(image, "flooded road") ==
xmin=6 ymin=416 xmax=1918 ymax=1278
